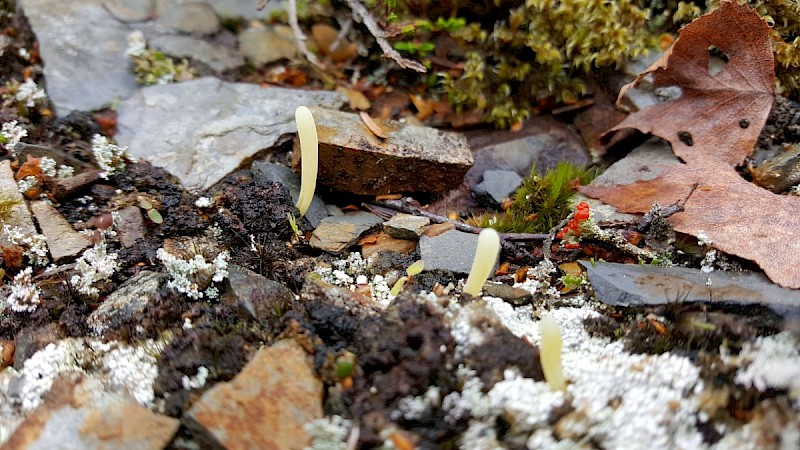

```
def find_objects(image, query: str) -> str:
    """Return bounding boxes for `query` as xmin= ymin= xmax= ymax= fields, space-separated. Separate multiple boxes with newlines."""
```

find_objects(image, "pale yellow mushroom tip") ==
xmin=463 ymin=227 xmax=502 ymax=297
xmin=540 ymin=314 xmax=567 ymax=392
xmin=294 ymin=106 xmax=318 ymax=217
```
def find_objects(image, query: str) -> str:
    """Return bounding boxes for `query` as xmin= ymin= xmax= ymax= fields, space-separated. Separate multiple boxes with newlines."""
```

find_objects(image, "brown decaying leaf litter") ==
xmin=581 ymin=0 xmax=800 ymax=288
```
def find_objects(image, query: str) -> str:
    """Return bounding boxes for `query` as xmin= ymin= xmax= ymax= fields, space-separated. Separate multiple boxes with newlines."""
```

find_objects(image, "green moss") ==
xmin=441 ymin=0 xmax=658 ymax=127
xmin=469 ymin=161 xmax=596 ymax=233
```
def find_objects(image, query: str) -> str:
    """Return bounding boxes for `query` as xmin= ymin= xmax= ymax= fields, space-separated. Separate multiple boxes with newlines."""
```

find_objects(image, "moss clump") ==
xmin=441 ymin=0 xmax=658 ymax=127
xmin=0 ymin=191 xmax=21 ymax=220
xmin=469 ymin=161 xmax=596 ymax=234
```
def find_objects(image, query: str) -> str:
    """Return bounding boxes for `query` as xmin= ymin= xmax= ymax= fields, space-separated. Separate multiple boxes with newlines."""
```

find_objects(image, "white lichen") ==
xmin=0 ymin=120 xmax=27 ymax=154
xmin=91 ymin=134 xmax=127 ymax=179
xmin=304 ymin=415 xmax=352 ymax=450
xmin=2 ymin=224 xmax=49 ymax=266
xmin=125 ymin=30 xmax=147 ymax=57
xmin=70 ymin=239 xmax=119 ymax=298
xmin=6 ymin=267 xmax=41 ymax=313
xmin=181 ymin=366 xmax=210 ymax=390
xmin=156 ymin=248 xmax=229 ymax=300
xmin=16 ymin=175 xmax=37 ymax=194
xmin=14 ymin=79 xmax=47 ymax=108
xmin=194 ymin=196 xmax=212 ymax=208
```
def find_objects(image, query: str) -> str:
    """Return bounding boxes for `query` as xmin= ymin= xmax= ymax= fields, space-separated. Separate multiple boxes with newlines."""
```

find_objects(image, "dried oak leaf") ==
xmin=610 ymin=0 xmax=774 ymax=166
xmin=581 ymin=2 xmax=800 ymax=288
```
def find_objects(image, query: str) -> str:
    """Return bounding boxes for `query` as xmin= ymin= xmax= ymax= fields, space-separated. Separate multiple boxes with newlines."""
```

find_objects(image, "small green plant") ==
xmin=560 ymin=273 xmax=584 ymax=291
xmin=287 ymin=212 xmax=302 ymax=239
xmin=469 ymin=162 xmax=596 ymax=234
xmin=390 ymin=259 xmax=425 ymax=295
xmin=138 ymin=198 xmax=163 ymax=224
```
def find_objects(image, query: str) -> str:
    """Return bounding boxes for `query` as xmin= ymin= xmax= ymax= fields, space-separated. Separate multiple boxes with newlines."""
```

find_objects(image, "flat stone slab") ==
xmin=309 ymin=211 xmax=382 ymax=253
xmin=295 ymin=107 xmax=473 ymax=195
xmin=185 ymin=340 xmax=322 ymax=450
xmin=30 ymin=200 xmax=91 ymax=261
xmin=19 ymin=0 xmax=139 ymax=116
xmin=581 ymin=261 xmax=800 ymax=316
xmin=419 ymin=229 xmax=480 ymax=274
xmin=115 ymin=78 xmax=345 ymax=191
xmin=2 ymin=374 xmax=179 ymax=450
xmin=383 ymin=213 xmax=429 ymax=239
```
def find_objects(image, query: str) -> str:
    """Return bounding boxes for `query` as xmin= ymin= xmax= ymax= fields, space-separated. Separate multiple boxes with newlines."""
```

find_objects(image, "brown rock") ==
xmin=361 ymin=232 xmax=417 ymax=259
xmin=185 ymin=339 xmax=323 ymax=450
xmin=1 ymin=374 xmax=179 ymax=450
xmin=0 ymin=160 xmax=36 ymax=245
xmin=30 ymin=200 xmax=91 ymax=261
xmin=115 ymin=205 xmax=146 ymax=248
xmin=47 ymin=170 xmax=101 ymax=202
xmin=422 ymin=222 xmax=455 ymax=237
xmin=293 ymin=107 xmax=473 ymax=195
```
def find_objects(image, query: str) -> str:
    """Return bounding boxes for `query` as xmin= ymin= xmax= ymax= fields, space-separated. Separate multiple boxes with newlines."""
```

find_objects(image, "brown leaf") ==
xmin=337 ymin=86 xmax=371 ymax=111
xmin=581 ymin=2 xmax=800 ymax=288
xmin=359 ymin=112 xmax=388 ymax=139
xmin=609 ymin=0 xmax=774 ymax=166
xmin=582 ymin=162 xmax=800 ymax=288
xmin=310 ymin=24 xmax=357 ymax=63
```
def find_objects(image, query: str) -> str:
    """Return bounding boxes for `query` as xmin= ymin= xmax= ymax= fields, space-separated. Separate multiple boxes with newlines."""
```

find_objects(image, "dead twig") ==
xmin=344 ymin=0 xmax=427 ymax=73
xmin=256 ymin=0 xmax=268 ymax=10
xmin=286 ymin=0 xmax=323 ymax=69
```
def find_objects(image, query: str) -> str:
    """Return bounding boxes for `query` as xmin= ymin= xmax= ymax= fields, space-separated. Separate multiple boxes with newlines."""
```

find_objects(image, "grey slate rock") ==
xmin=581 ymin=261 xmax=800 ymax=316
xmin=251 ymin=161 xmax=327 ymax=228
xmin=419 ymin=229 xmax=479 ymax=274
xmin=148 ymin=34 xmax=243 ymax=72
xmin=474 ymin=169 xmax=523 ymax=208
xmin=87 ymin=271 xmax=167 ymax=335
xmin=309 ymin=212 xmax=382 ymax=253
xmin=154 ymin=0 xmax=220 ymax=35
xmin=115 ymin=77 xmax=345 ymax=191
xmin=18 ymin=0 xmax=139 ymax=116
xmin=103 ymin=0 xmax=156 ymax=22
xmin=207 ymin=0 xmax=285 ymax=19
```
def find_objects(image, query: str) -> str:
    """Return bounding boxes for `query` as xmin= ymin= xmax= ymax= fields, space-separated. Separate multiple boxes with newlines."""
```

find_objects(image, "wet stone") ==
xmin=419 ymin=229 xmax=479 ymax=274
xmin=309 ymin=211 xmax=383 ymax=254
xmin=295 ymin=107 xmax=473 ymax=195
xmin=2 ymin=374 xmax=179 ymax=450
xmin=222 ymin=265 xmax=294 ymax=325
xmin=30 ymin=200 xmax=91 ymax=261
xmin=154 ymin=0 xmax=220 ymax=35
xmin=185 ymin=340 xmax=322 ymax=450
xmin=473 ymin=169 xmax=523 ymax=208
xmin=103 ymin=0 xmax=155 ymax=22
xmin=383 ymin=213 xmax=430 ymax=240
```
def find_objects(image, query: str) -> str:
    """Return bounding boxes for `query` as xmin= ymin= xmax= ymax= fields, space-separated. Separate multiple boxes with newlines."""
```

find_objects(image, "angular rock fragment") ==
xmin=419 ymin=229 xmax=479 ymax=274
xmin=383 ymin=213 xmax=430 ymax=239
xmin=222 ymin=265 xmax=294 ymax=325
xmin=2 ymin=374 xmax=179 ymax=450
xmin=294 ymin=107 xmax=473 ymax=195
xmin=87 ymin=271 xmax=166 ymax=335
xmin=185 ymin=340 xmax=322 ymax=450
xmin=309 ymin=211 xmax=382 ymax=253
xmin=473 ymin=169 xmax=523 ymax=208
xmin=582 ymin=261 xmax=800 ymax=316
xmin=30 ymin=200 xmax=91 ymax=261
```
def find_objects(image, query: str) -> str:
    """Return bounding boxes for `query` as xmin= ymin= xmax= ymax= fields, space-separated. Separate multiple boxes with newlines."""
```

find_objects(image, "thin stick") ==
xmin=344 ymin=0 xmax=427 ymax=72
xmin=287 ymin=0 xmax=322 ymax=68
